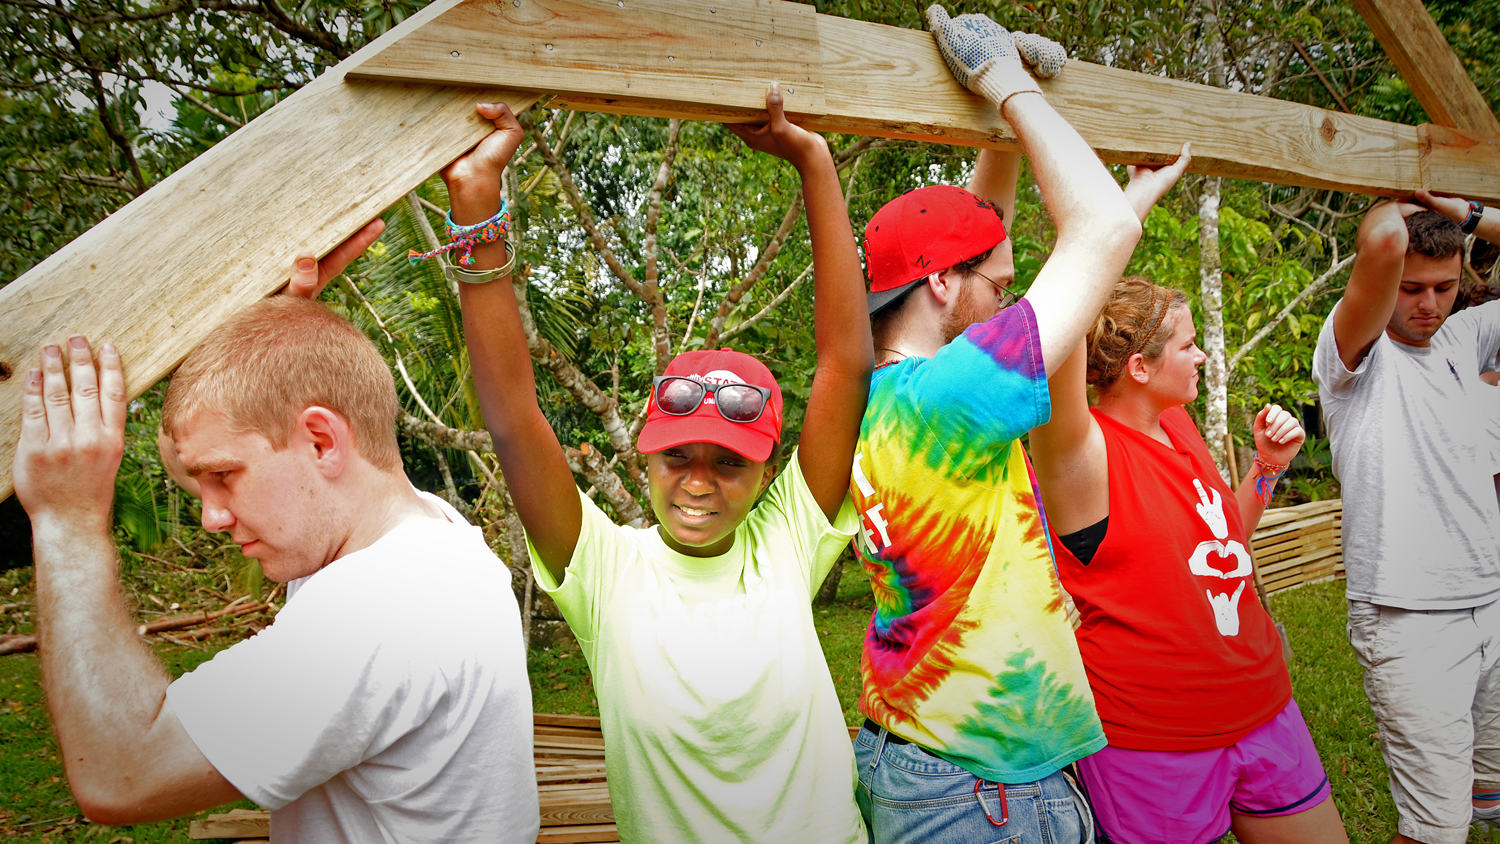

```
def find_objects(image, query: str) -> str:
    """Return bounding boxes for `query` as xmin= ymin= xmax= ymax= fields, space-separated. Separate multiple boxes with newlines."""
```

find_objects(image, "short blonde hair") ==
xmin=162 ymin=298 xmax=401 ymax=470
xmin=1086 ymin=277 xmax=1188 ymax=391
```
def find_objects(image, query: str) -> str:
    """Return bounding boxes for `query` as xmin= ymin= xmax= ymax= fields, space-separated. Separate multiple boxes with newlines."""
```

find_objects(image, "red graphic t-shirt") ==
xmin=1051 ymin=406 xmax=1292 ymax=751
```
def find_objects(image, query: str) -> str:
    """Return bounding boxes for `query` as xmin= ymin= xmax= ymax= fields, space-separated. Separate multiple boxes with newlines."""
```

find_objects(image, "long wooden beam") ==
xmin=2 ymin=0 xmax=1499 ymax=499
xmin=344 ymin=0 xmax=1500 ymax=201
xmin=1350 ymin=0 xmax=1500 ymax=137
xmin=0 ymin=0 xmax=521 ymax=499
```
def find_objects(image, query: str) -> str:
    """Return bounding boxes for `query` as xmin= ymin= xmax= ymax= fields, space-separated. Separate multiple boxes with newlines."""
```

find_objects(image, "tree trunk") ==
xmin=1199 ymin=178 xmax=1230 ymax=484
xmin=1199 ymin=2 xmax=1231 ymax=484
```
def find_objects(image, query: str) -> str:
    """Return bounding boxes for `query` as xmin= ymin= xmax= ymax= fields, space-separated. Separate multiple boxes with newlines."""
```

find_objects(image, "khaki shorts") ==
xmin=1347 ymin=599 xmax=1500 ymax=844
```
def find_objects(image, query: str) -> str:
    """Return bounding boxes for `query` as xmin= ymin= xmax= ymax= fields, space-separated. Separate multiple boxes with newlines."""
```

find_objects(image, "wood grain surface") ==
xmin=0 ymin=0 xmax=537 ymax=499
xmin=1350 ymin=0 xmax=1500 ymax=137
xmin=347 ymin=0 xmax=1498 ymax=200
xmin=3 ymin=0 xmax=1496 ymax=502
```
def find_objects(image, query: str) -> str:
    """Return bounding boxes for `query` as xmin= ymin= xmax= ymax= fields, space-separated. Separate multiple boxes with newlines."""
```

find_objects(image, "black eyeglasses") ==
xmin=652 ymin=376 xmax=773 ymax=424
xmin=969 ymin=268 xmax=1017 ymax=309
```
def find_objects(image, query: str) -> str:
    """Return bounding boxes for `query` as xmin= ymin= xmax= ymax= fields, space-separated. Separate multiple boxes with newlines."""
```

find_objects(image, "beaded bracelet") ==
xmin=409 ymin=199 xmax=511 ymax=268
xmin=1253 ymin=453 xmax=1289 ymax=502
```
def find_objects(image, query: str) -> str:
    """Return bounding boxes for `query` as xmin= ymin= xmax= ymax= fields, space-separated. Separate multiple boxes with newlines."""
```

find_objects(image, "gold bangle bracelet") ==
xmin=442 ymin=240 xmax=516 ymax=285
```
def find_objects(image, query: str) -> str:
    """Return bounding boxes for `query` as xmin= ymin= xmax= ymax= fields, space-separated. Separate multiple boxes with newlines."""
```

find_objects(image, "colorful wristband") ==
xmin=1253 ymin=454 xmax=1289 ymax=502
xmin=409 ymin=199 xmax=511 ymax=268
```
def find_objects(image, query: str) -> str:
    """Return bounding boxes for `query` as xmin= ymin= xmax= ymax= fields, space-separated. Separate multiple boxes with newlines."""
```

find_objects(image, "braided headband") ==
xmin=1098 ymin=289 xmax=1169 ymax=385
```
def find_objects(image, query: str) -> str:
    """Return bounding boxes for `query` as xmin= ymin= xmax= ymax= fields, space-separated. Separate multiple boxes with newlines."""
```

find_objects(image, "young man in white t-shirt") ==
xmin=441 ymin=87 xmax=873 ymax=843
xmin=1312 ymin=192 xmax=1500 ymax=844
xmin=11 ymin=250 xmax=538 ymax=843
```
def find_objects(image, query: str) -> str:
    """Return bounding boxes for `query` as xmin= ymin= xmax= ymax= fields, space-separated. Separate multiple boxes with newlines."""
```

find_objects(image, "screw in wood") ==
xmin=756 ymin=40 xmax=762 ymax=46
xmin=451 ymin=50 xmax=460 ymax=57
xmin=545 ymin=44 xmax=554 ymax=50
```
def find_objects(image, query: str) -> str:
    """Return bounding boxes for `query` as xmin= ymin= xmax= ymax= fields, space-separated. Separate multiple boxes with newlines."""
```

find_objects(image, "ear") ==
xmin=925 ymin=270 xmax=962 ymax=307
xmin=1126 ymin=352 xmax=1151 ymax=385
xmin=296 ymin=406 xmax=350 ymax=478
xmin=759 ymin=462 xmax=778 ymax=494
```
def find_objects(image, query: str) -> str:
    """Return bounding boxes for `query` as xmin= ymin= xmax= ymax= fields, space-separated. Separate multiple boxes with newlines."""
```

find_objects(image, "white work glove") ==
xmin=1013 ymin=31 xmax=1067 ymax=78
xmin=926 ymin=5 xmax=1065 ymax=107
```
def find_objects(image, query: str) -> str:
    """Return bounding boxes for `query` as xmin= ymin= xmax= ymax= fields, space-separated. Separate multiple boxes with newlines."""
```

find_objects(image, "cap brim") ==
xmin=867 ymin=279 xmax=923 ymax=316
xmin=636 ymin=413 xmax=776 ymax=462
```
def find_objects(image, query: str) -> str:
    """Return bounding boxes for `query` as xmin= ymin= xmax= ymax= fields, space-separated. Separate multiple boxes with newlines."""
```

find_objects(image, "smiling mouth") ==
xmin=674 ymin=504 xmax=718 ymax=519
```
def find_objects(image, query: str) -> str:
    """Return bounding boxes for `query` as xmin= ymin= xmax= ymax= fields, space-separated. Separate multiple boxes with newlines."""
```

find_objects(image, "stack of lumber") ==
xmin=1249 ymin=499 xmax=1344 ymax=595
xmin=188 ymin=714 xmax=620 ymax=843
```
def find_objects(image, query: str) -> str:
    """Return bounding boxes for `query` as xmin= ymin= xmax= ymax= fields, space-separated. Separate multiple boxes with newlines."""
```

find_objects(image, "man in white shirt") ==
xmin=1312 ymin=192 xmax=1500 ymax=844
xmin=11 ymin=241 xmax=538 ymax=843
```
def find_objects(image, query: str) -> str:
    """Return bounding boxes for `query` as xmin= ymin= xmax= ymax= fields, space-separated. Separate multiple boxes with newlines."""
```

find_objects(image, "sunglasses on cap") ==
xmin=652 ymin=376 xmax=772 ymax=424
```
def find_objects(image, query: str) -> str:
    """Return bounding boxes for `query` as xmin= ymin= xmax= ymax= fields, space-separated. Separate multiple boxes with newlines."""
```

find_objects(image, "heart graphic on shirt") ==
xmin=1187 ymin=539 xmax=1252 ymax=579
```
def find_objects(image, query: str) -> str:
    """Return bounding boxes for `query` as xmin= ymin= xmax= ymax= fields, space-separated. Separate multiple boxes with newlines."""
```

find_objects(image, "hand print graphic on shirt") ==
xmin=1205 ymin=581 xmax=1246 ymax=636
xmin=1192 ymin=479 xmax=1229 ymax=540
xmin=1188 ymin=477 xmax=1251 ymax=637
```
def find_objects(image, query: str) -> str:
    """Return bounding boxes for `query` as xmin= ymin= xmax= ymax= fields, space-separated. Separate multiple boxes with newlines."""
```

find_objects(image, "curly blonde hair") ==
xmin=1086 ymin=277 xmax=1188 ymax=391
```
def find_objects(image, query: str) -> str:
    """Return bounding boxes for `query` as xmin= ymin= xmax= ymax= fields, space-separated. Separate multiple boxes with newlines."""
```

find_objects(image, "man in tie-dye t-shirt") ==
xmin=848 ymin=9 xmax=1144 ymax=844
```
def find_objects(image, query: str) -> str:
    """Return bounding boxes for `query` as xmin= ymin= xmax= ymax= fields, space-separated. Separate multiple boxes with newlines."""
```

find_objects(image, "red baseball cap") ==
xmin=636 ymin=349 xmax=784 ymax=462
xmin=864 ymin=185 xmax=1008 ymax=315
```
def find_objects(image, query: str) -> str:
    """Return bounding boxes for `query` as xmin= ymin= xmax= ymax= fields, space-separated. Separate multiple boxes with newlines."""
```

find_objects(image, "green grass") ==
xmin=2 ymin=574 xmax=1494 ymax=842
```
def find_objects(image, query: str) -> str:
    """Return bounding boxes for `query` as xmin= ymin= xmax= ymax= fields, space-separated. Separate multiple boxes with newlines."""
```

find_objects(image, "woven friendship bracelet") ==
xmin=409 ymin=199 xmax=511 ymax=268
xmin=1253 ymin=453 xmax=1289 ymax=501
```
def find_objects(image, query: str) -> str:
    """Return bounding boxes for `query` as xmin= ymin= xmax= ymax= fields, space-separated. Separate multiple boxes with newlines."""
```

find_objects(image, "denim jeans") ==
xmin=855 ymin=724 xmax=1094 ymax=844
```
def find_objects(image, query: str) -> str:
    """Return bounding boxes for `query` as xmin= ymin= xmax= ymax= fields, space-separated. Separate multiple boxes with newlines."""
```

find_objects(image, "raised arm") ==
xmin=446 ymin=103 xmax=582 ymax=582
xmin=925 ymin=6 xmax=1141 ymax=376
xmin=1029 ymin=146 xmax=1191 ymax=534
xmin=729 ymin=85 xmax=873 ymax=520
xmin=1332 ymin=200 xmax=1423 ymax=370
xmin=968 ymin=148 xmax=1019 ymax=228
xmin=1417 ymin=189 xmax=1500 ymax=246
xmin=14 ymin=341 xmax=241 ymax=824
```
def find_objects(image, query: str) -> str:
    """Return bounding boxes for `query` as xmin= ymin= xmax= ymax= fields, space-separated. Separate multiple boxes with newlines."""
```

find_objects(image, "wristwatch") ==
xmin=1462 ymin=200 xmax=1485 ymax=235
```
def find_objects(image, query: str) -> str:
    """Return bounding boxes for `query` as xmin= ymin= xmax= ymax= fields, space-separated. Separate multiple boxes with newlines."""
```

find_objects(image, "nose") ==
xmin=681 ymin=458 xmax=715 ymax=496
xmin=200 ymin=495 xmax=235 ymax=534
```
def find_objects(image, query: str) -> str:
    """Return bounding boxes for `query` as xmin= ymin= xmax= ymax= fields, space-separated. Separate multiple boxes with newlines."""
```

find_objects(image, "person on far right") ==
xmin=1312 ymin=190 xmax=1500 ymax=844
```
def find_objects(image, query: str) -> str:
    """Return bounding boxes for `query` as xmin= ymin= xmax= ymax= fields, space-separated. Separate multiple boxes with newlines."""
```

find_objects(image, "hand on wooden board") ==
xmin=443 ymin=102 xmax=525 ymax=225
xmin=282 ymin=218 xmax=386 ymax=300
xmin=12 ymin=337 xmax=127 ymax=535
xmin=727 ymin=82 xmax=831 ymax=175
xmin=1124 ymin=142 xmax=1191 ymax=223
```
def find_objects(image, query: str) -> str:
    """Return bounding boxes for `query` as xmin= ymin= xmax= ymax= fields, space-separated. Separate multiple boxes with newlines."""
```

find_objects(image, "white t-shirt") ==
xmin=1313 ymin=299 xmax=1500 ymax=609
xmin=531 ymin=455 xmax=866 ymax=844
xmin=167 ymin=493 xmax=539 ymax=844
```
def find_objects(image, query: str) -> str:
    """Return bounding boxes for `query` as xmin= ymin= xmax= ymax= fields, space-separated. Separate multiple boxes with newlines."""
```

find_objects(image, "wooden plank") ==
xmin=542 ymin=798 xmax=615 ymax=826
xmin=344 ymin=0 xmax=1475 ymax=201
xmin=536 ymin=824 xmax=620 ymax=844
xmin=190 ymin=811 xmax=269 ymax=839
xmin=534 ymin=713 xmax=603 ymax=730
xmin=350 ymin=0 xmax=825 ymax=115
xmin=1422 ymin=125 xmax=1500 ymax=198
xmin=0 ymin=0 xmax=539 ymax=500
xmin=1349 ymin=0 xmax=1500 ymax=137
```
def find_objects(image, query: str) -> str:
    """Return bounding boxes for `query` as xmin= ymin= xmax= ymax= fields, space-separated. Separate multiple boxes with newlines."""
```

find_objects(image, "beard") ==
xmin=939 ymin=276 xmax=995 ymax=345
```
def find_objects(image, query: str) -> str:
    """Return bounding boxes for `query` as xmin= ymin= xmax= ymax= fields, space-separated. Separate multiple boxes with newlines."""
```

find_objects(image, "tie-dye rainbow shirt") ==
xmin=850 ymin=299 xmax=1105 ymax=783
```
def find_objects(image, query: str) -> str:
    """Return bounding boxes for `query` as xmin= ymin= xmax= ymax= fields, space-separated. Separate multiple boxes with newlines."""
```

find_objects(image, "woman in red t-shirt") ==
xmin=1029 ymin=276 xmax=1348 ymax=844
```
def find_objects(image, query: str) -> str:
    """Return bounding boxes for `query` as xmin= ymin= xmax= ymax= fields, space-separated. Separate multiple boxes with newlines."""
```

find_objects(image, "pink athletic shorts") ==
xmin=1076 ymin=698 xmax=1332 ymax=844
